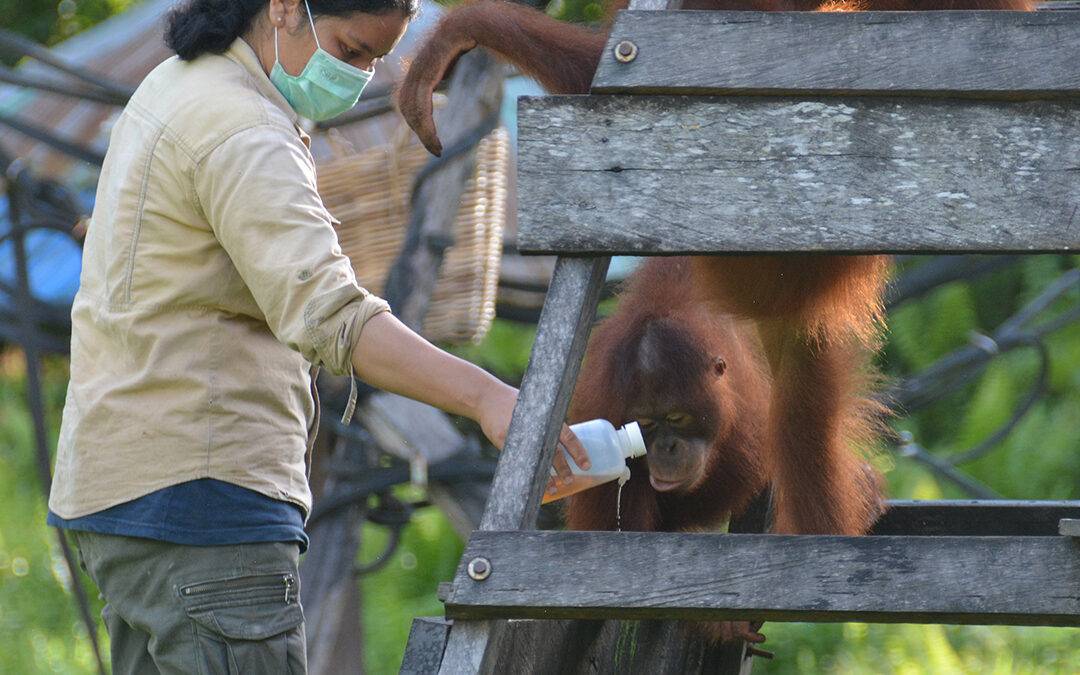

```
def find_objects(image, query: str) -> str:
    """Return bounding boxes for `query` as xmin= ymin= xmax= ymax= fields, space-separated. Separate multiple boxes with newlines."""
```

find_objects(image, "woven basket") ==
xmin=316 ymin=124 xmax=510 ymax=345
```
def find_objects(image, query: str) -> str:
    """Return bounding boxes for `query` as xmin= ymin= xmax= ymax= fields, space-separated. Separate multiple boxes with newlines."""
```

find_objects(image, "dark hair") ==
xmin=165 ymin=0 xmax=420 ymax=61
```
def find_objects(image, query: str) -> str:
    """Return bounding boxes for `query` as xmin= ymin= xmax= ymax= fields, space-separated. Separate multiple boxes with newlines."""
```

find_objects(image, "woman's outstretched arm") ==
xmin=352 ymin=311 xmax=590 ymax=486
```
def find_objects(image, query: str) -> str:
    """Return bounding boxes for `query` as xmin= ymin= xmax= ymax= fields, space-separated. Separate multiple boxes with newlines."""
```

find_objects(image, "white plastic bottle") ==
xmin=542 ymin=419 xmax=647 ymax=504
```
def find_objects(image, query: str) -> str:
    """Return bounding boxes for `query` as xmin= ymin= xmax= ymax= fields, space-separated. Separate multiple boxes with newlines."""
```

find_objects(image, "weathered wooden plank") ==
xmin=1062 ymin=519 xmax=1080 ymax=536
xmin=445 ymin=531 xmax=1080 ymax=626
xmin=478 ymin=256 xmax=611 ymax=531
xmin=400 ymin=617 xmax=452 ymax=674
xmin=517 ymin=96 xmax=1080 ymax=254
xmin=466 ymin=488 xmax=769 ymax=675
xmin=438 ymin=256 xmax=610 ymax=674
xmin=439 ymin=619 xmax=497 ymax=675
xmin=593 ymin=11 xmax=1080 ymax=96
xmin=873 ymin=500 xmax=1080 ymax=537
xmin=627 ymin=0 xmax=682 ymax=9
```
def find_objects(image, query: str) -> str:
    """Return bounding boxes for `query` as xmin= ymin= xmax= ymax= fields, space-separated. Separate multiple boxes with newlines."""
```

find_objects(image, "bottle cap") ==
xmin=619 ymin=422 xmax=647 ymax=459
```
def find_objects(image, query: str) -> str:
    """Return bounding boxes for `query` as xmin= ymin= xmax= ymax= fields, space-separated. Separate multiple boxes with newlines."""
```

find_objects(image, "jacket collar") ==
xmin=225 ymin=37 xmax=300 ymax=127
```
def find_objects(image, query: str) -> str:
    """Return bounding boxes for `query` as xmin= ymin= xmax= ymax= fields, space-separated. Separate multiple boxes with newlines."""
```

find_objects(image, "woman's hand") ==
xmin=475 ymin=380 xmax=592 ymax=494
xmin=549 ymin=426 xmax=591 ymax=496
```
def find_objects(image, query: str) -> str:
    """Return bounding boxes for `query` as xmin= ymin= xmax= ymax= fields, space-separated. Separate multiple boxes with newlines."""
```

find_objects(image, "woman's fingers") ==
xmin=552 ymin=443 xmax=573 ymax=483
xmin=559 ymin=426 xmax=591 ymax=471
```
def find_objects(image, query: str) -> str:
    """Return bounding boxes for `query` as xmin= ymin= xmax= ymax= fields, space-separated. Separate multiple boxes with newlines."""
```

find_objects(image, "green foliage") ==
xmin=449 ymin=320 xmax=538 ymax=385
xmin=0 ymin=356 xmax=105 ymax=674
xmin=547 ymin=0 xmax=608 ymax=23
xmin=1 ymin=0 xmax=144 ymax=65
xmin=762 ymin=622 xmax=1080 ymax=674
xmin=360 ymin=493 xmax=464 ymax=672
xmin=884 ymin=255 xmax=1080 ymax=501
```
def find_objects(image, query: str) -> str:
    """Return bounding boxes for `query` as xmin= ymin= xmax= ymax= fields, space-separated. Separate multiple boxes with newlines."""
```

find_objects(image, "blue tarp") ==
xmin=0 ymin=193 xmax=86 ymax=316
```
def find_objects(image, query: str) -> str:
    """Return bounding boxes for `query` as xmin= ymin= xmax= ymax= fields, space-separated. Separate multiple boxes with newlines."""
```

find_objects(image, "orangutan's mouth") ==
xmin=649 ymin=475 xmax=685 ymax=492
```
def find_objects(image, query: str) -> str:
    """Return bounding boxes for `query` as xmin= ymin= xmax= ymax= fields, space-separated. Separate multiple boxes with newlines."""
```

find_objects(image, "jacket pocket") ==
xmin=180 ymin=572 xmax=306 ymax=675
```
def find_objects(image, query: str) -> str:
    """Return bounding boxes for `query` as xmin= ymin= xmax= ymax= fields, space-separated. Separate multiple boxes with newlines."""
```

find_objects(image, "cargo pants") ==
xmin=73 ymin=531 xmax=307 ymax=674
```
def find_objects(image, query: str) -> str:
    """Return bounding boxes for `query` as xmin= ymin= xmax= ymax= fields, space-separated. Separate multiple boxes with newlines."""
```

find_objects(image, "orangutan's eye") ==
xmin=637 ymin=418 xmax=656 ymax=432
xmin=666 ymin=413 xmax=692 ymax=428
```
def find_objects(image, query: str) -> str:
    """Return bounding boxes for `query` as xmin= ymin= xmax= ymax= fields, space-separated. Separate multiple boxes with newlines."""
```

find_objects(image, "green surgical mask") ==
xmin=270 ymin=0 xmax=374 ymax=122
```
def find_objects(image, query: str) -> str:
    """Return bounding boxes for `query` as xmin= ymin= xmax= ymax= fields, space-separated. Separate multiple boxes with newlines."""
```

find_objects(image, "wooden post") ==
xmin=301 ymin=429 xmax=368 ymax=674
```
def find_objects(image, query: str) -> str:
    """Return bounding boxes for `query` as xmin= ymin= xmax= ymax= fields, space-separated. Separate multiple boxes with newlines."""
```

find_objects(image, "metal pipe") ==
xmin=0 ymin=27 xmax=135 ymax=101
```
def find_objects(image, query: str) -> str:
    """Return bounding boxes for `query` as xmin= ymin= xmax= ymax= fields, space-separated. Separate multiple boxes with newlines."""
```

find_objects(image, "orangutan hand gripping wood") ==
xmin=394 ymin=0 xmax=1032 ymax=551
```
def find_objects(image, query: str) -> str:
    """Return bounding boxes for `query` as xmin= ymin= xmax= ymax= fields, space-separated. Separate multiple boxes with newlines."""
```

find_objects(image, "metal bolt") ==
xmin=467 ymin=557 xmax=491 ymax=581
xmin=614 ymin=40 xmax=638 ymax=64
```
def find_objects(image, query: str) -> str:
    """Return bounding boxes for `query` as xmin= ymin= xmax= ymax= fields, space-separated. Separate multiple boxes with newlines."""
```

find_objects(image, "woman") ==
xmin=46 ymin=1 xmax=588 ymax=672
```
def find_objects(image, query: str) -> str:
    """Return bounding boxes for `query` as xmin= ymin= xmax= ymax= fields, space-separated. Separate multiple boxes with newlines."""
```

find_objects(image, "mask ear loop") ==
xmin=303 ymin=0 xmax=322 ymax=51
xmin=274 ymin=0 xmax=320 ymax=68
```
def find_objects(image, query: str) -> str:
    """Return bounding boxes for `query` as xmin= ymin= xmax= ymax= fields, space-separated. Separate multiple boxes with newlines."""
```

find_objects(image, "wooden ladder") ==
xmin=403 ymin=3 xmax=1080 ymax=672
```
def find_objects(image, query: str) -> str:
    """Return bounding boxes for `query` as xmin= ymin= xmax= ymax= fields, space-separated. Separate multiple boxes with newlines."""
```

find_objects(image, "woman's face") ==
xmin=268 ymin=0 xmax=410 ymax=74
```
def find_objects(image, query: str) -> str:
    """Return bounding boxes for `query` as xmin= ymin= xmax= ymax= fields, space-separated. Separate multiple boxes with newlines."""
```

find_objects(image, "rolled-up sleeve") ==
xmin=194 ymin=123 xmax=389 ymax=375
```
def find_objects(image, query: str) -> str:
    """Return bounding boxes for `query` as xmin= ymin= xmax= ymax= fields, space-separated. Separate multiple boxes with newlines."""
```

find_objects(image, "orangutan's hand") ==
xmin=395 ymin=25 xmax=477 ymax=156
xmin=695 ymin=620 xmax=766 ymax=645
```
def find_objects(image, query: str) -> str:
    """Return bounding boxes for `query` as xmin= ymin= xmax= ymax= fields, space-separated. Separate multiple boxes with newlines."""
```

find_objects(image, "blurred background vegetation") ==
xmin=0 ymin=0 xmax=142 ymax=64
xmin=1 ymin=1 xmax=1078 ymax=674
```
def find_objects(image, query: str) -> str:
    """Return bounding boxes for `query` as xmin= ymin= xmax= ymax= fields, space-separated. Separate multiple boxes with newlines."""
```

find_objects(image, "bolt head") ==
xmin=467 ymin=557 xmax=491 ymax=581
xmin=614 ymin=40 xmax=638 ymax=64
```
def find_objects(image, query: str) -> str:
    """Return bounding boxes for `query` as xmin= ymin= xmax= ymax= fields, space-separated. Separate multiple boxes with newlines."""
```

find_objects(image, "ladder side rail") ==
xmin=439 ymin=256 xmax=611 ymax=673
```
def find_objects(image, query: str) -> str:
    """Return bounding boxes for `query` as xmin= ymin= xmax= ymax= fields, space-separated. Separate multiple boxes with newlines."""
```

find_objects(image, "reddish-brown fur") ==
xmin=565 ymin=258 xmax=887 ymax=533
xmin=566 ymin=258 xmax=774 ymax=532
xmin=396 ymin=0 xmax=1032 ymax=535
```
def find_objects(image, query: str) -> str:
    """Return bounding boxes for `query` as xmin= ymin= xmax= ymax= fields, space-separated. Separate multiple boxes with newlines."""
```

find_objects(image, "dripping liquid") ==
xmin=615 ymin=480 xmax=624 ymax=532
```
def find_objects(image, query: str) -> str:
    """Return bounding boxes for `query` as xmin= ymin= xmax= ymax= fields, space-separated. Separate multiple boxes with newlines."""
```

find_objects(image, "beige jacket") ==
xmin=49 ymin=38 xmax=390 ymax=519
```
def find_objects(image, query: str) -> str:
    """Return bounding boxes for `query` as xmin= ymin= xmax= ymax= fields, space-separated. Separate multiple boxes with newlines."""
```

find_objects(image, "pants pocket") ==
xmin=180 ymin=572 xmax=306 ymax=675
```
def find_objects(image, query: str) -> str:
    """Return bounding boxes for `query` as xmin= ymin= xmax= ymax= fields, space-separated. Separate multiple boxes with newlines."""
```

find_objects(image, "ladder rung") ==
xmin=871 ymin=500 xmax=1080 ymax=537
xmin=444 ymin=530 xmax=1080 ymax=626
